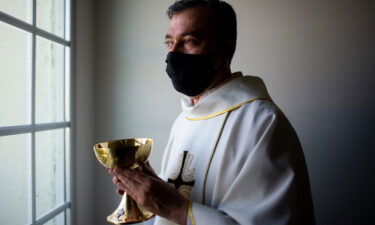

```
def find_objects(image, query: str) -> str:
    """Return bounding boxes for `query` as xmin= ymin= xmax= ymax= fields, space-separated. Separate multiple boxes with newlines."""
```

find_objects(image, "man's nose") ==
xmin=168 ymin=42 xmax=184 ymax=53
xmin=169 ymin=43 xmax=178 ymax=52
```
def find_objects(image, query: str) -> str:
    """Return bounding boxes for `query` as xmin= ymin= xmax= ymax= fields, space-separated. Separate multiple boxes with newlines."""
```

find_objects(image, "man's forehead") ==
xmin=166 ymin=6 xmax=215 ymax=37
xmin=165 ymin=31 xmax=203 ymax=39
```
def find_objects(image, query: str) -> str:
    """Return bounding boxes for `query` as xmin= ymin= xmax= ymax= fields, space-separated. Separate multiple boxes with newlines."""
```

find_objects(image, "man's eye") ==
xmin=184 ymin=39 xmax=197 ymax=45
xmin=164 ymin=41 xmax=173 ymax=48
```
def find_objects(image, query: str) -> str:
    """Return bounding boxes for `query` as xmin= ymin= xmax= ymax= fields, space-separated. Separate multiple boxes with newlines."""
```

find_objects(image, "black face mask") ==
xmin=165 ymin=51 xmax=217 ymax=97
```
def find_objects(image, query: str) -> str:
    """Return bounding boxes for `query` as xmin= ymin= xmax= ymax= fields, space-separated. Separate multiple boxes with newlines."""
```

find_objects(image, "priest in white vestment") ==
xmin=108 ymin=1 xmax=315 ymax=225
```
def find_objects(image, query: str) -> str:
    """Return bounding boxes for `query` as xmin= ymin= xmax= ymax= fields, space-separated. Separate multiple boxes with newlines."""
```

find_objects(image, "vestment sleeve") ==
xmin=187 ymin=105 xmax=314 ymax=225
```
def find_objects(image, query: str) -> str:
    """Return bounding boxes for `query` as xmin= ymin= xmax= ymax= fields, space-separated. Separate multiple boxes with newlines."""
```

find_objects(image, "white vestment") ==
xmin=152 ymin=74 xmax=315 ymax=225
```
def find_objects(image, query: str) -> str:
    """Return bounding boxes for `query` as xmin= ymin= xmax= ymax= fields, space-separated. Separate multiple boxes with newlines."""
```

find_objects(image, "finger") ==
xmin=108 ymin=168 xmax=116 ymax=175
xmin=118 ymin=183 xmax=136 ymax=200
xmin=116 ymin=181 xmax=127 ymax=192
xmin=109 ymin=169 xmax=139 ymax=200
xmin=112 ymin=176 xmax=121 ymax=185
xmin=113 ymin=171 xmax=142 ymax=194
xmin=123 ymin=175 xmax=142 ymax=190
xmin=115 ymin=181 xmax=138 ymax=200
xmin=110 ymin=168 xmax=140 ymax=186
xmin=112 ymin=167 xmax=146 ymax=184
xmin=116 ymin=184 xmax=134 ymax=198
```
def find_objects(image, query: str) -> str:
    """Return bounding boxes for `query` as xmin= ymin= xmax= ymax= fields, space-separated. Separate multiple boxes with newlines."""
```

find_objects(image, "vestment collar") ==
xmin=181 ymin=72 xmax=272 ymax=121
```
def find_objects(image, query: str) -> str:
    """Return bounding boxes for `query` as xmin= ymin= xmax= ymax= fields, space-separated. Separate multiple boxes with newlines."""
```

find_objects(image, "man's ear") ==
xmin=225 ymin=39 xmax=236 ymax=60
xmin=214 ymin=39 xmax=235 ymax=68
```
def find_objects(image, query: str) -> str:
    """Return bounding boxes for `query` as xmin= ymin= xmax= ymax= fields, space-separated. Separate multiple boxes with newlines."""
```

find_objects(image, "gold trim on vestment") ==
xmin=185 ymin=97 xmax=271 ymax=121
xmin=202 ymin=111 xmax=231 ymax=205
xmin=188 ymin=200 xmax=196 ymax=225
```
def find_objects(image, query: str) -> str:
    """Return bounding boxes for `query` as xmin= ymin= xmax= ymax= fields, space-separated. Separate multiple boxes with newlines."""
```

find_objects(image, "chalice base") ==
xmin=107 ymin=193 xmax=154 ymax=224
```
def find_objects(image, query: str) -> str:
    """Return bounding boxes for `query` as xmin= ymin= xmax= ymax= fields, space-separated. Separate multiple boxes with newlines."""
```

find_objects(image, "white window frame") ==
xmin=0 ymin=0 xmax=73 ymax=224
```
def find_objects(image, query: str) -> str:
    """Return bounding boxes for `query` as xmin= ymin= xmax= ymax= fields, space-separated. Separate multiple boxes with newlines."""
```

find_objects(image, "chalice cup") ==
xmin=93 ymin=138 xmax=154 ymax=224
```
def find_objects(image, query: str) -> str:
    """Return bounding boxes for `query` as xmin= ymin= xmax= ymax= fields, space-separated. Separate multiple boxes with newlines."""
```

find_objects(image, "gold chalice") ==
xmin=93 ymin=138 xmax=154 ymax=224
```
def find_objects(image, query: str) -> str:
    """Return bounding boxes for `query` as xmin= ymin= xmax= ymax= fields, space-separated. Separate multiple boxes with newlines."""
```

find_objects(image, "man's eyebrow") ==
xmin=165 ymin=33 xmax=172 ymax=39
xmin=165 ymin=31 xmax=202 ymax=39
xmin=181 ymin=31 xmax=202 ymax=38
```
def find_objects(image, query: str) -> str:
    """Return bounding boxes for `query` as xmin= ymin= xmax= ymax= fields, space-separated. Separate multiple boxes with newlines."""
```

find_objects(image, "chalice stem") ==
xmin=107 ymin=193 xmax=154 ymax=224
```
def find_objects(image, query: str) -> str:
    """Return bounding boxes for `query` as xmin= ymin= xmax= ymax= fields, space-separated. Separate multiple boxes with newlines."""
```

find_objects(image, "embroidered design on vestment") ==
xmin=168 ymin=151 xmax=195 ymax=198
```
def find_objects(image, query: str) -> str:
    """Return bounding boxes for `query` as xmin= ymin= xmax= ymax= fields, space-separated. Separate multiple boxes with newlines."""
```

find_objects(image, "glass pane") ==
xmin=0 ymin=22 xmax=30 ymax=126
xmin=65 ymin=128 xmax=70 ymax=201
xmin=65 ymin=0 xmax=71 ymax=40
xmin=43 ymin=211 xmax=64 ymax=225
xmin=37 ymin=0 xmax=65 ymax=37
xmin=65 ymin=47 xmax=70 ymax=121
xmin=66 ymin=208 xmax=71 ymax=225
xmin=0 ymin=134 xmax=29 ymax=225
xmin=36 ymin=37 xmax=64 ymax=124
xmin=0 ymin=0 xmax=32 ymax=23
xmin=36 ymin=129 xmax=64 ymax=217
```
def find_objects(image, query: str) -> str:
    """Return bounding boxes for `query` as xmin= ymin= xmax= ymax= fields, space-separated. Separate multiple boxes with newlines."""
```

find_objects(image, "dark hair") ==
xmin=167 ymin=0 xmax=237 ymax=59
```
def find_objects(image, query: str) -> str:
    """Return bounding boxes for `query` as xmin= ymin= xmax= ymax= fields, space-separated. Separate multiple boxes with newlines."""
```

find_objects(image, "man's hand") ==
xmin=108 ymin=162 xmax=189 ymax=225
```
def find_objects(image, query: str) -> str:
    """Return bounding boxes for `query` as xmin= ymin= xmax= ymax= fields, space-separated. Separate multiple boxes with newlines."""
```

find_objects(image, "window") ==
xmin=0 ymin=0 xmax=72 ymax=225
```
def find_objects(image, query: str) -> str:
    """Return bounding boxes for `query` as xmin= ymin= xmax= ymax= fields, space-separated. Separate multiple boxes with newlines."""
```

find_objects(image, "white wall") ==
xmin=229 ymin=1 xmax=375 ymax=225
xmin=93 ymin=0 xmax=375 ymax=225
xmin=72 ymin=0 xmax=96 ymax=224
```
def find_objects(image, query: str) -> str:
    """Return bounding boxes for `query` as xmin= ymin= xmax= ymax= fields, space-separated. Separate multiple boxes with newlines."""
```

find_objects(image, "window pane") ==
xmin=36 ymin=129 xmax=64 ymax=217
xmin=0 ymin=134 xmax=29 ymax=224
xmin=0 ymin=0 xmax=32 ymax=23
xmin=66 ymin=208 xmax=71 ymax=225
xmin=43 ymin=211 xmax=64 ymax=225
xmin=0 ymin=22 xmax=30 ymax=126
xmin=37 ymin=0 xmax=64 ymax=37
xmin=36 ymin=37 xmax=64 ymax=124
xmin=65 ymin=47 xmax=70 ymax=121
xmin=65 ymin=0 xmax=71 ymax=40
xmin=65 ymin=128 xmax=70 ymax=201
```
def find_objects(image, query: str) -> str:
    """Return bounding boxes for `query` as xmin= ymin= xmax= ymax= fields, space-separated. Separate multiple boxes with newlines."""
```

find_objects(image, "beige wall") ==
xmin=93 ymin=0 xmax=375 ymax=225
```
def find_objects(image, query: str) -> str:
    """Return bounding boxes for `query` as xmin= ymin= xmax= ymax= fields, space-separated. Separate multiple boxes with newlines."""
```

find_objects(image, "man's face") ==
xmin=165 ymin=6 xmax=219 ymax=55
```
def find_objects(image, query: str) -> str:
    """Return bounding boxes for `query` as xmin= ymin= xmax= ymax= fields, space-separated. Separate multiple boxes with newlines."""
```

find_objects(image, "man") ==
xmin=109 ymin=0 xmax=315 ymax=224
